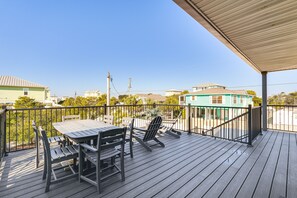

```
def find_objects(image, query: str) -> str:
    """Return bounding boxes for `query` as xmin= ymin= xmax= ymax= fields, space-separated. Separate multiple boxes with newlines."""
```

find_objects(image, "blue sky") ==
xmin=1 ymin=0 xmax=297 ymax=97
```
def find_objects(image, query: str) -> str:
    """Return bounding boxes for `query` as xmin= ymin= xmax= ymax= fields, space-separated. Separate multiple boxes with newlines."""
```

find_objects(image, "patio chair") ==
xmin=39 ymin=127 xmax=78 ymax=192
xmin=32 ymin=121 xmax=65 ymax=168
xmin=131 ymin=116 xmax=164 ymax=153
xmin=103 ymin=115 xmax=114 ymax=125
xmin=62 ymin=115 xmax=80 ymax=122
xmin=159 ymin=111 xmax=182 ymax=138
xmin=78 ymin=127 xmax=127 ymax=193
xmin=121 ymin=117 xmax=134 ymax=158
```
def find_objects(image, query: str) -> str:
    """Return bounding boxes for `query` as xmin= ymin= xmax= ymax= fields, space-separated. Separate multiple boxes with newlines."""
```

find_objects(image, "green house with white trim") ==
xmin=0 ymin=76 xmax=50 ymax=104
xmin=179 ymin=83 xmax=253 ymax=120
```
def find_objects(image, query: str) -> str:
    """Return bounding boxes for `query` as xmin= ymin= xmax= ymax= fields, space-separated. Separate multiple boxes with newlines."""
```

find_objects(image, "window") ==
xmin=23 ymin=88 xmax=29 ymax=96
xmin=240 ymin=96 xmax=244 ymax=104
xmin=212 ymin=96 xmax=222 ymax=104
xmin=180 ymin=96 xmax=184 ymax=101
xmin=233 ymin=95 xmax=237 ymax=104
xmin=191 ymin=96 xmax=196 ymax=101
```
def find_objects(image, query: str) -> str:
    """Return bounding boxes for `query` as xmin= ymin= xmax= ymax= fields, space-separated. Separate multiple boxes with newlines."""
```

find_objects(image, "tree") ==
xmin=247 ymin=90 xmax=262 ymax=106
xmin=14 ymin=96 xmax=44 ymax=109
xmin=164 ymin=90 xmax=189 ymax=105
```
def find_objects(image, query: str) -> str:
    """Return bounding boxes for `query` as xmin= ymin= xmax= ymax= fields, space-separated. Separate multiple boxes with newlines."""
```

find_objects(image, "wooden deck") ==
xmin=0 ymin=131 xmax=296 ymax=198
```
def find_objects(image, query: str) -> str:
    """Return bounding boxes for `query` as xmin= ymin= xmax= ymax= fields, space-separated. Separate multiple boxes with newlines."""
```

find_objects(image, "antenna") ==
xmin=128 ymin=78 xmax=132 ymax=96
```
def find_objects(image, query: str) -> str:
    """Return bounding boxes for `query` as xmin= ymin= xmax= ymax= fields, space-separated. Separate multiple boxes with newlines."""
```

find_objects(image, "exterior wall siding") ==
xmin=0 ymin=86 xmax=49 ymax=103
xmin=185 ymin=94 xmax=253 ymax=107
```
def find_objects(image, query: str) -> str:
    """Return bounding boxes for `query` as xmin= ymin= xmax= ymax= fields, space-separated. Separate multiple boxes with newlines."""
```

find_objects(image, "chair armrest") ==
xmin=133 ymin=127 xmax=147 ymax=132
xmin=80 ymin=143 xmax=98 ymax=152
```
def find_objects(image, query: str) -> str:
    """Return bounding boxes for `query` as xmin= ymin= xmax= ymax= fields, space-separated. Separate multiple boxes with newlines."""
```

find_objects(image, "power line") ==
xmin=108 ymin=81 xmax=297 ymax=95
xmin=110 ymin=77 xmax=121 ymax=96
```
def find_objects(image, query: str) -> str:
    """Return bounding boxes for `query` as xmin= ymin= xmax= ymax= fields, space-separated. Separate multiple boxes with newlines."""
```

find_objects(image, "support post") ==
xmin=1 ymin=106 xmax=7 ymax=156
xmin=248 ymin=104 xmax=252 ymax=146
xmin=186 ymin=104 xmax=191 ymax=134
xmin=262 ymin=72 xmax=267 ymax=131
xmin=106 ymin=72 xmax=111 ymax=115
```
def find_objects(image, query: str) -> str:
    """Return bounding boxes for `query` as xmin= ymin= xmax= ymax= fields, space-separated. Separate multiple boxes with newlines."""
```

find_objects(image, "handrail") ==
xmin=203 ymin=111 xmax=248 ymax=135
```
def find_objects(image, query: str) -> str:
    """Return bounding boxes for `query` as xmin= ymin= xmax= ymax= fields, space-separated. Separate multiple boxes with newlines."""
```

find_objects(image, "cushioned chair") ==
xmin=78 ymin=127 xmax=127 ymax=193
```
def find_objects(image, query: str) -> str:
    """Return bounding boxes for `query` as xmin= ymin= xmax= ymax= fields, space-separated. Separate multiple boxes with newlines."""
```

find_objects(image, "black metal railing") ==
xmin=3 ymin=103 xmax=259 ymax=152
xmin=202 ymin=105 xmax=262 ymax=145
xmin=5 ymin=104 xmax=187 ymax=152
xmin=267 ymin=105 xmax=297 ymax=132
xmin=189 ymin=105 xmax=248 ymax=134
xmin=0 ymin=108 xmax=6 ymax=162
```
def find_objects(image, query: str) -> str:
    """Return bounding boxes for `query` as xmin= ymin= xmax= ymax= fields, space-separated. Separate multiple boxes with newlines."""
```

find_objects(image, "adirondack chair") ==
xmin=39 ymin=127 xmax=78 ymax=192
xmin=121 ymin=117 xmax=134 ymax=158
xmin=79 ymin=127 xmax=127 ymax=193
xmin=103 ymin=115 xmax=114 ymax=125
xmin=62 ymin=115 xmax=80 ymax=122
xmin=32 ymin=121 xmax=65 ymax=168
xmin=159 ymin=111 xmax=182 ymax=138
xmin=131 ymin=116 xmax=164 ymax=153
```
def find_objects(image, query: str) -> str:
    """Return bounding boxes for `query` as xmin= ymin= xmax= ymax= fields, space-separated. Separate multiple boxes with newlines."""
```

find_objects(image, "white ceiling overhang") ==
xmin=174 ymin=0 xmax=297 ymax=73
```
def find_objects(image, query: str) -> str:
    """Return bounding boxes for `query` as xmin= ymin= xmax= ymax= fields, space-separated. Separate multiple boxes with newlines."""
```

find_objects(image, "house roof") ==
xmin=193 ymin=82 xmax=224 ymax=88
xmin=136 ymin=93 xmax=166 ymax=102
xmin=0 ymin=76 xmax=47 ymax=88
xmin=173 ymin=0 xmax=297 ymax=73
xmin=186 ymin=88 xmax=248 ymax=96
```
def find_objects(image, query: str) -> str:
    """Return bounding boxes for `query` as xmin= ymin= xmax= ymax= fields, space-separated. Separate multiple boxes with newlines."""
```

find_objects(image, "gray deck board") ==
xmin=0 ymin=131 xmax=296 ymax=198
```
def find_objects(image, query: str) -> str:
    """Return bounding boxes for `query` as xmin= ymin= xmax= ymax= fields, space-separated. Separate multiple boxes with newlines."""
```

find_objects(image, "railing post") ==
xmin=104 ymin=104 xmax=107 ymax=115
xmin=1 ymin=106 xmax=7 ymax=156
xmin=187 ymin=104 xmax=191 ymax=134
xmin=259 ymin=103 xmax=263 ymax=135
xmin=248 ymin=104 xmax=252 ymax=146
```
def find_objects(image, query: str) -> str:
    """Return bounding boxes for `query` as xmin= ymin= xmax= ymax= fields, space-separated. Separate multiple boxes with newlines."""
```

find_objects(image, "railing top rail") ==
xmin=267 ymin=104 xmax=297 ymax=107
xmin=190 ymin=105 xmax=248 ymax=109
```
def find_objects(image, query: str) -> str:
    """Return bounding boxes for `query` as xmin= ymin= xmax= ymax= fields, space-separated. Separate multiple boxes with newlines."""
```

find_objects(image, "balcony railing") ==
xmin=267 ymin=105 xmax=297 ymax=132
xmin=0 ymin=104 xmax=263 ymax=154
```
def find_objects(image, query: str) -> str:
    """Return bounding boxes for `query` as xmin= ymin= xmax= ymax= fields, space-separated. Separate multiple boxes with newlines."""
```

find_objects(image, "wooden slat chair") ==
xmin=131 ymin=116 xmax=164 ymax=153
xmin=32 ymin=121 xmax=65 ymax=168
xmin=103 ymin=115 xmax=114 ymax=125
xmin=62 ymin=115 xmax=80 ymax=122
xmin=159 ymin=111 xmax=182 ymax=138
xmin=79 ymin=127 xmax=127 ymax=193
xmin=39 ymin=127 xmax=78 ymax=192
xmin=120 ymin=117 xmax=134 ymax=158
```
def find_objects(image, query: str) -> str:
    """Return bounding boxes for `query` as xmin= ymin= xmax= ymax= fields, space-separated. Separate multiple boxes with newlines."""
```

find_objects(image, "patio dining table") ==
xmin=52 ymin=119 xmax=119 ymax=143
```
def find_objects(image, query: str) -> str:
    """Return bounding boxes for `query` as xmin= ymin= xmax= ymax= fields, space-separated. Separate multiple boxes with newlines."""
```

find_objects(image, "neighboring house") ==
xmin=192 ymin=83 xmax=226 ymax=92
xmin=179 ymin=84 xmax=253 ymax=120
xmin=269 ymin=108 xmax=297 ymax=130
xmin=84 ymin=90 xmax=101 ymax=97
xmin=135 ymin=93 xmax=166 ymax=104
xmin=165 ymin=89 xmax=182 ymax=96
xmin=0 ymin=76 xmax=50 ymax=104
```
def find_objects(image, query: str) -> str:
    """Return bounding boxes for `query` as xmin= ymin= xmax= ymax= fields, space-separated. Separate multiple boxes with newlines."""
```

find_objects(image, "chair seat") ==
xmin=85 ymin=148 xmax=121 ymax=162
xmin=48 ymin=136 xmax=65 ymax=144
xmin=50 ymin=145 xmax=78 ymax=162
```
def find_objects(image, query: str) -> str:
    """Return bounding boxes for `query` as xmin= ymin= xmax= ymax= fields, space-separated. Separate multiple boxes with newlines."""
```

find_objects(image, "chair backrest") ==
xmin=103 ymin=115 xmax=114 ymax=125
xmin=38 ymin=127 xmax=51 ymax=159
xmin=143 ymin=116 xmax=162 ymax=141
xmin=62 ymin=115 xmax=80 ymax=122
xmin=122 ymin=117 xmax=134 ymax=130
xmin=96 ymin=127 xmax=127 ymax=151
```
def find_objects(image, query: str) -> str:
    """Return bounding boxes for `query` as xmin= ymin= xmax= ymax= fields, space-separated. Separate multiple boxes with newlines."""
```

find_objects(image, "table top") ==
xmin=52 ymin=119 xmax=119 ymax=141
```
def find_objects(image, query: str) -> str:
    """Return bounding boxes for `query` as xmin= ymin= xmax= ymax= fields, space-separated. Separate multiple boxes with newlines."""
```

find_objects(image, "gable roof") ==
xmin=186 ymin=88 xmax=248 ymax=96
xmin=136 ymin=93 xmax=166 ymax=102
xmin=0 ymin=76 xmax=47 ymax=88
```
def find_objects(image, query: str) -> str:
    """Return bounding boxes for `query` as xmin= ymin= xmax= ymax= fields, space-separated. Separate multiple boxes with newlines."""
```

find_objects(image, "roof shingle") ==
xmin=0 ymin=76 xmax=47 ymax=88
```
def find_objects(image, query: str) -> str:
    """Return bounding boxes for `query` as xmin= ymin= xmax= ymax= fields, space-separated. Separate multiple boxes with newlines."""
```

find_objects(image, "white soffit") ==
xmin=174 ymin=0 xmax=297 ymax=73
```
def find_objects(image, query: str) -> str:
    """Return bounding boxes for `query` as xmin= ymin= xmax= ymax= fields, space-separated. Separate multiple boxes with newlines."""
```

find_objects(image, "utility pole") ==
xmin=128 ymin=78 xmax=132 ymax=96
xmin=107 ymin=72 xmax=111 ymax=115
